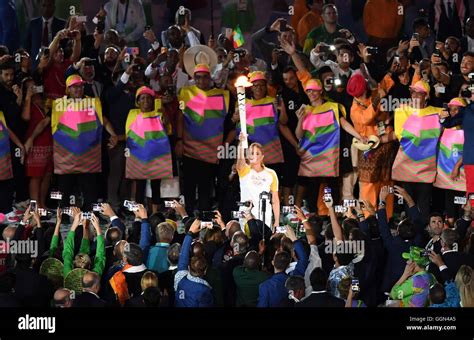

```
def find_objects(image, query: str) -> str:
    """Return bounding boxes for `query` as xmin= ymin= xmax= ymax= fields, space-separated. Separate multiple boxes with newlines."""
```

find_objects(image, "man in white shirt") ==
xmin=104 ymin=0 xmax=146 ymax=45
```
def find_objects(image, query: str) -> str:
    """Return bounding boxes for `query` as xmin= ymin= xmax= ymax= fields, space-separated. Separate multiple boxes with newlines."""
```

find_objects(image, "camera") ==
xmin=132 ymin=64 xmax=144 ymax=72
xmin=145 ymin=25 xmax=151 ymax=31
xmin=198 ymin=211 xmax=217 ymax=221
xmin=282 ymin=206 xmax=295 ymax=214
xmin=29 ymin=200 xmax=37 ymax=212
xmin=81 ymin=212 xmax=93 ymax=220
xmin=351 ymin=279 xmax=360 ymax=293
xmin=343 ymin=199 xmax=356 ymax=207
xmin=164 ymin=200 xmax=176 ymax=208
xmin=412 ymin=32 xmax=419 ymax=40
xmin=236 ymin=201 xmax=251 ymax=207
xmin=231 ymin=211 xmax=245 ymax=219
xmin=92 ymin=203 xmax=102 ymax=212
xmin=421 ymin=249 xmax=431 ymax=257
xmin=63 ymin=207 xmax=72 ymax=216
xmin=433 ymin=48 xmax=441 ymax=57
xmin=124 ymin=200 xmax=139 ymax=212
xmin=126 ymin=47 xmax=140 ymax=56
xmin=38 ymin=208 xmax=48 ymax=217
xmin=276 ymin=226 xmax=287 ymax=233
xmin=366 ymin=46 xmax=378 ymax=55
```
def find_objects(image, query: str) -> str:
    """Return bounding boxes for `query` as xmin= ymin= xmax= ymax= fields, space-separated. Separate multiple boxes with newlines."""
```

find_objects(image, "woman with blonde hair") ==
xmin=455 ymin=265 xmax=474 ymax=307
xmin=237 ymin=132 xmax=280 ymax=230
xmin=124 ymin=271 xmax=161 ymax=307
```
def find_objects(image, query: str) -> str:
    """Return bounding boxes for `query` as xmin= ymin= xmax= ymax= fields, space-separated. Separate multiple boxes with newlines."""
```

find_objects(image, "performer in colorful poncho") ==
xmin=235 ymin=71 xmax=284 ymax=168
xmin=390 ymin=246 xmax=436 ymax=307
xmin=392 ymin=80 xmax=442 ymax=222
xmin=125 ymin=86 xmax=173 ymax=208
xmin=435 ymin=98 xmax=467 ymax=225
xmin=177 ymin=64 xmax=230 ymax=213
xmin=51 ymin=75 xmax=118 ymax=209
xmin=294 ymin=79 xmax=364 ymax=211
xmin=0 ymin=110 xmax=24 ymax=213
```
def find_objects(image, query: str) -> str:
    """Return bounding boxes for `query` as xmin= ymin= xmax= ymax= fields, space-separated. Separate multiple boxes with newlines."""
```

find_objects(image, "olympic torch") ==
xmin=235 ymin=75 xmax=253 ymax=149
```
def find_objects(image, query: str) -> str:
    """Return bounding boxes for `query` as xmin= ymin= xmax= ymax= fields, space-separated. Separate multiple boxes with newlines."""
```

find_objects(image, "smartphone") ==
xmin=236 ymin=201 xmax=251 ymax=207
xmin=38 ymin=208 xmax=47 ymax=217
xmin=164 ymin=200 xmax=176 ymax=208
xmin=84 ymin=59 xmax=96 ymax=67
xmin=351 ymin=279 xmax=360 ymax=293
xmin=343 ymin=199 xmax=356 ymax=207
xmin=334 ymin=205 xmax=348 ymax=213
xmin=50 ymin=191 xmax=62 ymax=200
xmin=200 ymin=211 xmax=217 ymax=221
xmin=388 ymin=187 xmax=394 ymax=194
xmin=279 ymin=19 xmax=288 ymax=32
xmin=231 ymin=211 xmax=245 ymax=219
xmin=30 ymin=200 xmax=37 ymax=212
xmin=76 ymin=16 xmax=87 ymax=23
xmin=359 ymin=201 xmax=365 ymax=209
xmin=282 ymin=206 xmax=295 ymax=214
xmin=81 ymin=212 xmax=93 ymax=220
xmin=454 ymin=196 xmax=467 ymax=205
xmin=126 ymin=47 xmax=140 ymax=56
xmin=32 ymin=85 xmax=44 ymax=94
xmin=412 ymin=32 xmax=419 ymax=40
xmin=276 ymin=226 xmax=287 ymax=233
xmin=320 ymin=45 xmax=336 ymax=54
xmin=43 ymin=48 xmax=50 ymax=57
xmin=323 ymin=187 xmax=332 ymax=202
xmin=200 ymin=221 xmax=213 ymax=229
xmin=145 ymin=25 xmax=151 ymax=31
xmin=92 ymin=203 xmax=102 ymax=212
xmin=124 ymin=200 xmax=138 ymax=211
xmin=177 ymin=14 xmax=186 ymax=26
xmin=366 ymin=46 xmax=378 ymax=55
xmin=63 ymin=207 xmax=72 ymax=216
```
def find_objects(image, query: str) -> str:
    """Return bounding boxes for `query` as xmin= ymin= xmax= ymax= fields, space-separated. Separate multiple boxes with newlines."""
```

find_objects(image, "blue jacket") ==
xmin=377 ymin=207 xmax=424 ymax=292
xmin=174 ymin=234 xmax=213 ymax=307
xmin=146 ymin=243 xmax=170 ymax=274
xmin=257 ymin=240 xmax=309 ymax=307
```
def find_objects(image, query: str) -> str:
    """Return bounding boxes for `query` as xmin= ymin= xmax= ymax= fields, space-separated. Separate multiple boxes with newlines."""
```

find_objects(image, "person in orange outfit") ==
xmin=347 ymin=73 xmax=398 ymax=218
xmin=297 ymin=0 xmax=323 ymax=47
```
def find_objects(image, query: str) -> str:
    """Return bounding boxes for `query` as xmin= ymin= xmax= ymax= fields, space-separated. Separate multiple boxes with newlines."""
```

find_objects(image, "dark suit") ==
xmin=23 ymin=16 xmax=66 ymax=66
xmin=430 ymin=0 xmax=470 ymax=42
xmin=295 ymin=291 xmax=345 ymax=307
xmin=428 ymin=250 xmax=474 ymax=283
xmin=72 ymin=291 xmax=107 ymax=308
xmin=13 ymin=268 xmax=54 ymax=307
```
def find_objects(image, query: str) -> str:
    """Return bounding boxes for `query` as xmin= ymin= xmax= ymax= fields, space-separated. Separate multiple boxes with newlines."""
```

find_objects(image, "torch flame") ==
xmin=235 ymin=75 xmax=252 ymax=88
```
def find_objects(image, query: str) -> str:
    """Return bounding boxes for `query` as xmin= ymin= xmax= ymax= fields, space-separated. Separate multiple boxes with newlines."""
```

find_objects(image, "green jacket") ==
xmin=62 ymin=231 xmax=106 ymax=277
xmin=233 ymin=266 xmax=270 ymax=307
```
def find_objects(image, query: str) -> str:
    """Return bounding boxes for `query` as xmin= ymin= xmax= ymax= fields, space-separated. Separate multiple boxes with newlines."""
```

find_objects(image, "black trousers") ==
xmin=0 ymin=179 xmax=14 ymax=213
xmin=135 ymin=179 xmax=161 ymax=205
xmin=400 ymin=181 xmax=432 ymax=223
xmin=298 ymin=176 xmax=340 ymax=213
xmin=107 ymin=143 xmax=130 ymax=211
xmin=57 ymin=173 xmax=99 ymax=210
xmin=182 ymin=156 xmax=216 ymax=214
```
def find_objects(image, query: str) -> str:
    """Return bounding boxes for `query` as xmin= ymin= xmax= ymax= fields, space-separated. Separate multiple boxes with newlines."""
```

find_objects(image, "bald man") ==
xmin=72 ymin=271 xmax=106 ymax=308
xmin=53 ymin=288 xmax=73 ymax=308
